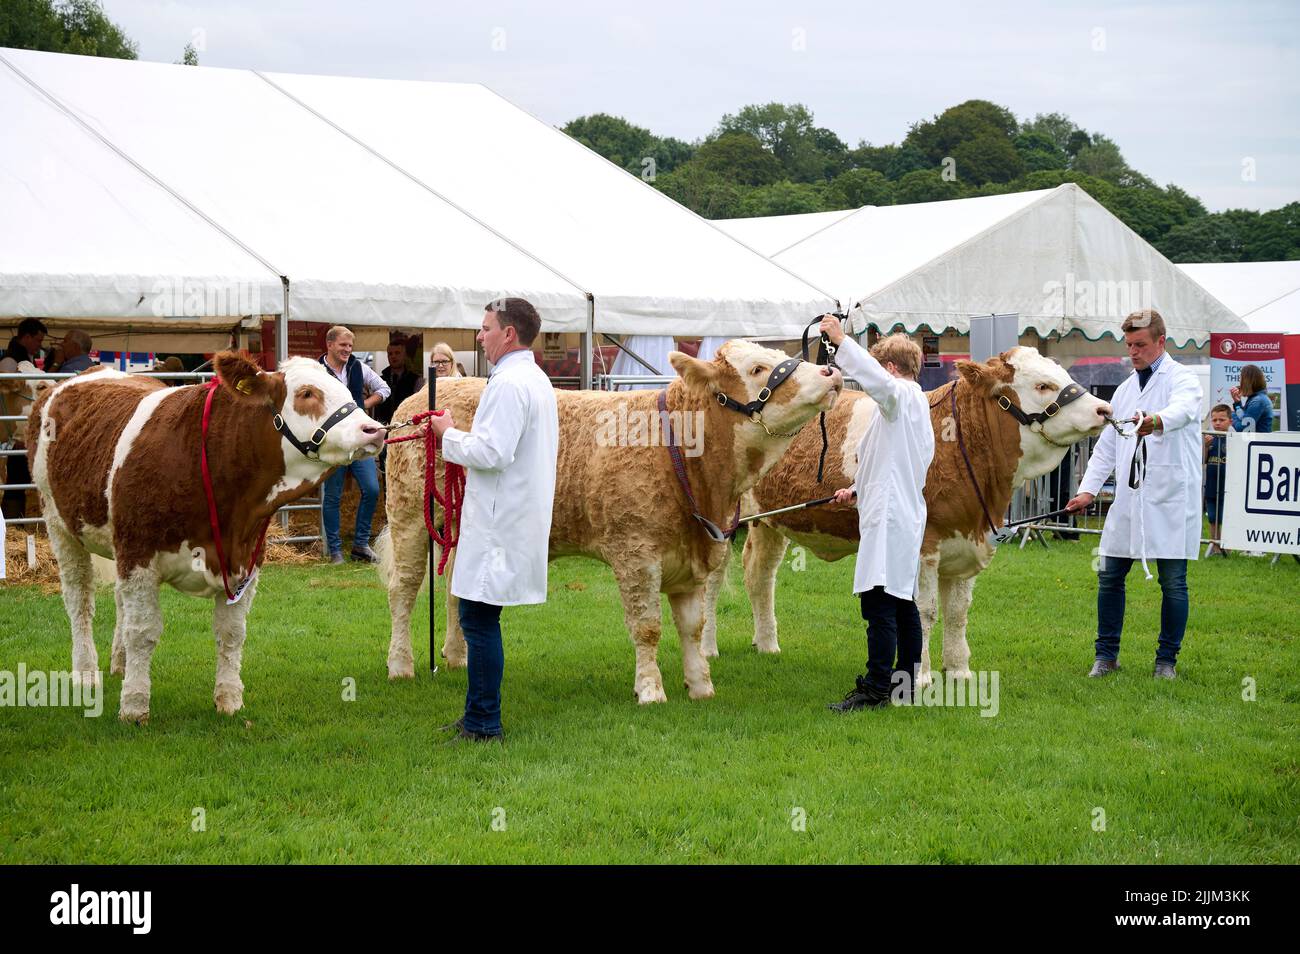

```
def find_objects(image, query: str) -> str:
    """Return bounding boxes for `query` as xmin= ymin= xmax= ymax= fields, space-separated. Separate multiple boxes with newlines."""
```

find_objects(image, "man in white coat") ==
xmin=1068 ymin=310 xmax=1203 ymax=680
xmin=430 ymin=298 xmax=559 ymax=742
xmin=819 ymin=316 xmax=936 ymax=710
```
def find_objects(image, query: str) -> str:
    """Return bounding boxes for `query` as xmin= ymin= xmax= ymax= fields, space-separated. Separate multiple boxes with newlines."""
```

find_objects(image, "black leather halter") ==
xmin=273 ymin=401 xmax=359 ymax=459
xmin=995 ymin=382 xmax=1088 ymax=428
xmin=712 ymin=357 xmax=804 ymax=420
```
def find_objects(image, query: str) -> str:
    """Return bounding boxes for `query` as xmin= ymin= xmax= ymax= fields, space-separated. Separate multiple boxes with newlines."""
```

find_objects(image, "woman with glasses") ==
xmin=432 ymin=341 xmax=464 ymax=379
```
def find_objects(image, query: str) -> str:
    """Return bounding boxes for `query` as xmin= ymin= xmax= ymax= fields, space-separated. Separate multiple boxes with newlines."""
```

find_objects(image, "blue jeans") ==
xmin=1096 ymin=556 xmax=1188 ymax=665
xmin=322 ymin=457 xmax=379 ymax=554
xmin=458 ymin=599 xmax=504 ymax=736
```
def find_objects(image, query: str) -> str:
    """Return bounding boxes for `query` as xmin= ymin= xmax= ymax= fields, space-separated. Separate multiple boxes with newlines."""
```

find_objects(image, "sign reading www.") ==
xmin=1222 ymin=432 xmax=1300 ymax=554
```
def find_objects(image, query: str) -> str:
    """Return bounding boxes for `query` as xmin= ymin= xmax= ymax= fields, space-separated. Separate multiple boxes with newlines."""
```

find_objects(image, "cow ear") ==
xmin=214 ymin=351 xmax=276 ymax=404
xmin=957 ymin=360 xmax=996 ymax=393
xmin=669 ymin=351 xmax=719 ymax=392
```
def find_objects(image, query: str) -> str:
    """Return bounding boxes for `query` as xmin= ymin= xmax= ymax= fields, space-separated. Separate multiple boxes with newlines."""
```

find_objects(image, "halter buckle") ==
xmin=716 ymin=392 xmax=728 ymax=407
xmin=997 ymin=395 xmax=1012 ymax=411
xmin=757 ymin=386 xmax=772 ymax=403
xmin=1045 ymin=403 xmax=1060 ymax=417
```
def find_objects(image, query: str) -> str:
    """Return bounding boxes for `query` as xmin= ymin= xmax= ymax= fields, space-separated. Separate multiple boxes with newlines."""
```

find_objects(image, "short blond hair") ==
xmin=869 ymin=333 xmax=922 ymax=378
xmin=325 ymin=325 xmax=353 ymax=343
xmin=1121 ymin=309 xmax=1165 ymax=339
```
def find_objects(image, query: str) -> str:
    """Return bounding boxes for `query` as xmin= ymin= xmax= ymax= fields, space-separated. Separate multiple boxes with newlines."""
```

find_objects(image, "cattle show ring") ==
xmin=1 ymin=39 xmax=1296 ymax=882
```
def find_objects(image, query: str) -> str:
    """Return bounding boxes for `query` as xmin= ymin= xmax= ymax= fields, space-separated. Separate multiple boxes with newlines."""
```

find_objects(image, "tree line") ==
xmin=564 ymin=101 xmax=1299 ymax=263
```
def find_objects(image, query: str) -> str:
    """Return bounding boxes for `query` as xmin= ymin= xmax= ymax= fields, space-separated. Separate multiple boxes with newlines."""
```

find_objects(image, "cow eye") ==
xmin=751 ymin=365 xmax=768 ymax=376
xmin=1037 ymin=383 xmax=1053 ymax=391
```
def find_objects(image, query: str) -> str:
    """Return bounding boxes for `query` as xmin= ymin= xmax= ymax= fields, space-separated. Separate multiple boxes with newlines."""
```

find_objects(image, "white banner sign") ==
xmin=1221 ymin=431 xmax=1300 ymax=554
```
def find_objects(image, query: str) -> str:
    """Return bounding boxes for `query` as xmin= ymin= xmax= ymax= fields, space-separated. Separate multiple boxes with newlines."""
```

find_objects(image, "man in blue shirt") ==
xmin=319 ymin=325 xmax=390 ymax=564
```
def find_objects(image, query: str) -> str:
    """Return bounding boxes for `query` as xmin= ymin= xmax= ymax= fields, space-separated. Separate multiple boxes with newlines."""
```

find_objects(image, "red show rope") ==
xmin=201 ymin=379 xmax=272 ymax=601
xmin=384 ymin=409 xmax=465 ymax=575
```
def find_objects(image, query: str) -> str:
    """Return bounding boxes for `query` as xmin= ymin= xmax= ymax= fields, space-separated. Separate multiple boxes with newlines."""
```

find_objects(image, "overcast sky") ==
xmin=108 ymin=0 xmax=1298 ymax=212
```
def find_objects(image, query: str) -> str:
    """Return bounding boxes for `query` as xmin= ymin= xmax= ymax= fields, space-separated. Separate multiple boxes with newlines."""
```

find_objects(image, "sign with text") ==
xmin=1221 ymin=431 xmax=1300 ymax=554
xmin=1285 ymin=334 xmax=1300 ymax=432
xmin=1210 ymin=333 xmax=1285 ymax=431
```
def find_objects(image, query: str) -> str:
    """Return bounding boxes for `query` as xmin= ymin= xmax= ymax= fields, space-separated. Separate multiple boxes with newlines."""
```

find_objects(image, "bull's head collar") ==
xmin=273 ymin=401 xmax=360 ymax=459
xmin=995 ymin=381 xmax=1088 ymax=428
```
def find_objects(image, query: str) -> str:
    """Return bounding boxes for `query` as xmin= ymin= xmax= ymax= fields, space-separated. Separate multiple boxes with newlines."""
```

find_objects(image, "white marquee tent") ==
xmin=717 ymin=185 xmax=1246 ymax=347
xmin=1177 ymin=262 xmax=1300 ymax=336
xmin=1 ymin=47 xmax=835 ymax=375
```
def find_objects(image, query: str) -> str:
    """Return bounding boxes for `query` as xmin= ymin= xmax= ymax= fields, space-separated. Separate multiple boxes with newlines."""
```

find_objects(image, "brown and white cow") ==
xmin=380 ymin=340 xmax=842 ymax=703
xmin=702 ymin=346 xmax=1110 ymax=683
xmin=27 ymin=352 xmax=386 ymax=723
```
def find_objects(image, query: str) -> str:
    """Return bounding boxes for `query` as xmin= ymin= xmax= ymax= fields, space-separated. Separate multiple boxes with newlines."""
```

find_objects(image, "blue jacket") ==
xmin=1232 ymin=391 xmax=1274 ymax=434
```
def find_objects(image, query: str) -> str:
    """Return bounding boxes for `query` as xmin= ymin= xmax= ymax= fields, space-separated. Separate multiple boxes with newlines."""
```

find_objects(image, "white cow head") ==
xmin=670 ymin=339 xmax=843 ymax=442
xmin=963 ymin=346 xmax=1110 ymax=482
xmin=213 ymin=352 xmax=386 ymax=475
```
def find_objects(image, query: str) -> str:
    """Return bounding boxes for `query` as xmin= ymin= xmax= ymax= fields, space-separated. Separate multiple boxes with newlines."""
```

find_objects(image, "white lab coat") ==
xmin=441 ymin=349 xmax=559 ymax=606
xmin=835 ymin=337 xmax=936 ymax=600
xmin=1078 ymin=355 xmax=1204 ymax=561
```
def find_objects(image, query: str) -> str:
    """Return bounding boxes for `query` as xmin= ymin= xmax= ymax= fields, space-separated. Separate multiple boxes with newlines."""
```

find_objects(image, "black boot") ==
xmin=827 ymin=674 xmax=889 ymax=712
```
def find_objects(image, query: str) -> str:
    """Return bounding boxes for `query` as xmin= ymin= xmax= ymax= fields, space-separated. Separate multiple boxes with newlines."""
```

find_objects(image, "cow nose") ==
xmin=1097 ymin=403 xmax=1112 ymax=418
xmin=821 ymin=366 xmax=844 ymax=390
xmin=362 ymin=423 xmax=386 ymax=437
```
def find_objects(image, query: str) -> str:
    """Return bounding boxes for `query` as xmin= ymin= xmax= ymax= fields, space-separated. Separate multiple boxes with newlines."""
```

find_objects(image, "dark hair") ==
xmin=1239 ymin=364 xmax=1267 ymax=397
xmin=16 ymin=318 xmax=47 ymax=339
xmin=1211 ymin=403 xmax=1232 ymax=416
xmin=485 ymin=297 xmax=542 ymax=347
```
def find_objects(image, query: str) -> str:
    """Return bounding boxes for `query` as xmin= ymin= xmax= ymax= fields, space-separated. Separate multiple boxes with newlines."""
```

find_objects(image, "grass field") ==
xmin=1 ymin=535 xmax=1296 ymax=864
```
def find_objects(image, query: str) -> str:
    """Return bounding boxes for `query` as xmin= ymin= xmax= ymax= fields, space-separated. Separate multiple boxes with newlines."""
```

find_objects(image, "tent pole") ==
xmin=581 ymin=296 xmax=594 ymax=389
xmin=276 ymin=278 xmax=289 ymax=367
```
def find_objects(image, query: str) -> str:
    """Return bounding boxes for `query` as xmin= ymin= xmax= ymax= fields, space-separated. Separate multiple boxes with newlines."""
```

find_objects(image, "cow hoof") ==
xmin=109 ymin=661 xmax=125 ymax=678
xmin=443 ymin=654 xmax=468 ymax=670
xmin=702 ymin=646 xmax=720 ymax=659
xmin=387 ymin=662 xmax=415 ymax=680
xmin=72 ymin=670 xmax=101 ymax=688
xmin=945 ymin=669 xmax=974 ymax=681
xmin=915 ymin=670 xmax=935 ymax=689
xmin=214 ymin=687 xmax=244 ymax=715
xmin=118 ymin=706 xmax=150 ymax=725
xmin=636 ymin=685 xmax=668 ymax=705
xmin=687 ymin=681 xmax=715 ymax=701
xmin=753 ymin=642 xmax=781 ymax=655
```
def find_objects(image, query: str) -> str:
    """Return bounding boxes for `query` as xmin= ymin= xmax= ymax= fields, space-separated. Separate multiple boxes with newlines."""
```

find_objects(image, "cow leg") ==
xmin=384 ymin=511 xmax=427 ymax=679
xmin=916 ymin=553 xmax=941 ymax=688
xmin=668 ymin=588 xmax=715 ymax=700
xmin=700 ymin=547 xmax=729 ymax=658
xmin=939 ymin=574 xmax=976 ymax=679
xmin=742 ymin=521 xmax=788 ymax=654
xmin=110 ymin=582 xmax=126 ymax=677
xmin=612 ymin=562 xmax=667 ymax=704
xmin=47 ymin=519 xmax=99 ymax=686
xmin=212 ymin=575 xmax=257 ymax=715
xmin=117 ymin=565 xmax=163 ymax=724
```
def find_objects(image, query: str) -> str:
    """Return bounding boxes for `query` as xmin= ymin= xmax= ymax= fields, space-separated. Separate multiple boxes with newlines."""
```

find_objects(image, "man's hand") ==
xmin=818 ymin=314 xmax=846 ymax=347
xmin=1203 ymin=432 xmax=1214 ymax=447
xmin=1065 ymin=492 xmax=1095 ymax=513
xmin=832 ymin=487 xmax=856 ymax=505
xmin=1136 ymin=413 xmax=1159 ymax=437
xmin=429 ymin=408 xmax=455 ymax=437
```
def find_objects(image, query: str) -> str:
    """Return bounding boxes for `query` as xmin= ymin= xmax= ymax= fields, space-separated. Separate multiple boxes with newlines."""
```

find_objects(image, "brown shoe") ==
xmin=1087 ymin=658 xmax=1121 ymax=678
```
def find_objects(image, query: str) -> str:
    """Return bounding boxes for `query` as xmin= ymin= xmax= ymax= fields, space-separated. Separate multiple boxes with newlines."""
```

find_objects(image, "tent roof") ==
xmin=714 ymin=209 xmax=857 ymax=257
xmin=717 ymin=185 xmax=1247 ymax=347
xmin=1177 ymin=261 xmax=1300 ymax=335
xmin=2 ymin=48 xmax=835 ymax=336
xmin=0 ymin=58 xmax=283 ymax=327
xmin=1 ymin=47 xmax=590 ymax=331
xmin=258 ymin=70 xmax=834 ymax=336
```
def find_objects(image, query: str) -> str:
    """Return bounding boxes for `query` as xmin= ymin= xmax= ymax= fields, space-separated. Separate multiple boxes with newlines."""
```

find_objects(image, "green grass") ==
xmin=1 ymin=536 xmax=1296 ymax=864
